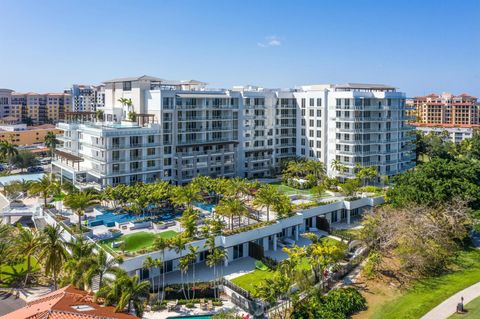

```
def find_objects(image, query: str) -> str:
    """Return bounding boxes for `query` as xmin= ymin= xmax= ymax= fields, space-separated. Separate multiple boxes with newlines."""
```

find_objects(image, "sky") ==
xmin=0 ymin=0 xmax=479 ymax=97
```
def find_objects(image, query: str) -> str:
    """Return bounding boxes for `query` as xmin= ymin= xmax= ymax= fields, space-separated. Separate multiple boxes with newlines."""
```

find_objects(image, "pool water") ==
xmin=88 ymin=209 xmax=177 ymax=227
xmin=194 ymin=202 xmax=215 ymax=212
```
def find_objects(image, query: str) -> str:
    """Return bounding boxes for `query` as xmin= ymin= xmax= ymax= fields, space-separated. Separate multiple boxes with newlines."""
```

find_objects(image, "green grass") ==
xmin=100 ymin=230 xmax=177 ymax=252
xmin=0 ymin=256 xmax=40 ymax=286
xmin=371 ymin=248 xmax=480 ymax=319
xmin=231 ymin=268 xmax=275 ymax=294
xmin=231 ymin=236 xmax=346 ymax=294
xmin=449 ymin=296 xmax=480 ymax=318
xmin=270 ymin=182 xmax=327 ymax=197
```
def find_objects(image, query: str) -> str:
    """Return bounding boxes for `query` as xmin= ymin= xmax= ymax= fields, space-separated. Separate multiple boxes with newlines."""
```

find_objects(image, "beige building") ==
xmin=413 ymin=93 xmax=479 ymax=125
xmin=0 ymin=121 xmax=62 ymax=146
xmin=0 ymin=89 xmax=71 ymax=124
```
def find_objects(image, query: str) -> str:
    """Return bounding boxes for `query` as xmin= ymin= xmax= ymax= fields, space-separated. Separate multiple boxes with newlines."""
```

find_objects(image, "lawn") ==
xmin=0 ymin=256 xmax=40 ymax=286
xmin=370 ymin=248 xmax=480 ymax=319
xmin=231 ymin=236 xmax=346 ymax=294
xmin=270 ymin=182 xmax=327 ymax=197
xmin=100 ymin=230 xmax=177 ymax=252
xmin=449 ymin=296 xmax=480 ymax=318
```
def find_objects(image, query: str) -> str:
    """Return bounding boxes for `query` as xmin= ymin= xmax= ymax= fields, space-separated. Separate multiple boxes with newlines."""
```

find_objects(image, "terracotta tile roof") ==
xmin=1 ymin=285 xmax=138 ymax=319
xmin=412 ymin=122 xmax=480 ymax=128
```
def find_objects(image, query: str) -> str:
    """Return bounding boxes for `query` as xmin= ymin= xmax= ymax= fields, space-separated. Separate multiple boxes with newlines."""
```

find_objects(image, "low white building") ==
xmin=414 ymin=123 xmax=479 ymax=143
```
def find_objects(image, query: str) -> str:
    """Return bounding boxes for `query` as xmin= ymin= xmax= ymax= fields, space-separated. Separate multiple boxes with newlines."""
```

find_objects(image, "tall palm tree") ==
xmin=44 ymin=131 xmax=59 ymax=158
xmin=153 ymin=237 xmax=169 ymax=302
xmin=85 ymin=249 xmax=122 ymax=290
xmin=15 ymin=225 xmax=41 ymax=285
xmin=179 ymin=207 xmax=198 ymax=238
xmin=64 ymin=191 xmax=99 ymax=231
xmin=170 ymin=235 xmax=188 ymax=298
xmin=115 ymin=274 xmax=150 ymax=317
xmin=143 ymin=256 xmax=155 ymax=294
xmin=29 ymin=174 xmax=59 ymax=208
xmin=0 ymin=140 xmax=18 ymax=161
xmin=206 ymin=245 xmax=226 ymax=299
xmin=216 ymin=198 xmax=248 ymax=230
xmin=38 ymin=225 xmax=67 ymax=290
xmin=171 ymin=184 xmax=201 ymax=209
xmin=330 ymin=159 xmax=347 ymax=174
xmin=187 ymin=245 xmax=199 ymax=299
xmin=253 ymin=184 xmax=280 ymax=222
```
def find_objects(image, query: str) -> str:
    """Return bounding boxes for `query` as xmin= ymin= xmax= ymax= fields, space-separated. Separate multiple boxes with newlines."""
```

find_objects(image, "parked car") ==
xmin=27 ymin=166 xmax=44 ymax=173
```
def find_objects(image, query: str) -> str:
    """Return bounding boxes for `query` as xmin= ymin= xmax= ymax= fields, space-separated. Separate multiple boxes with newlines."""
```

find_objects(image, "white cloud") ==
xmin=257 ymin=36 xmax=282 ymax=48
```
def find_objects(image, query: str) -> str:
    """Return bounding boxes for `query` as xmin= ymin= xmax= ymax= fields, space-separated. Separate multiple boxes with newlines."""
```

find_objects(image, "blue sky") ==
xmin=0 ymin=0 xmax=478 ymax=97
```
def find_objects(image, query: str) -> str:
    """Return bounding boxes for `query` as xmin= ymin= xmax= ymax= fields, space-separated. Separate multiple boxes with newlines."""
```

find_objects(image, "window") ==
xmin=148 ymin=135 xmax=154 ymax=143
xmin=123 ymin=81 xmax=132 ymax=91
xmin=301 ymin=98 xmax=306 ymax=108
xmin=147 ymin=148 xmax=155 ymax=156
xmin=310 ymin=98 xmax=314 ymax=106
xmin=233 ymin=244 xmax=244 ymax=259
xmin=317 ymin=98 xmax=322 ymax=106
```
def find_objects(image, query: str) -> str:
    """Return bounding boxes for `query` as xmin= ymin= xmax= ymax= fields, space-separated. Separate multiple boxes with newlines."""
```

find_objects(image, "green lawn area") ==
xmin=0 ymin=256 xmax=40 ymax=286
xmin=270 ymin=182 xmax=327 ymax=197
xmin=231 ymin=236 xmax=345 ymax=294
xmin=371 ymin=248 xmax=480 ymax=319
xmin=449 ymin=296 xmax=480 ymax=318
xmin=100 ymin=230 xmax=177 ymax=252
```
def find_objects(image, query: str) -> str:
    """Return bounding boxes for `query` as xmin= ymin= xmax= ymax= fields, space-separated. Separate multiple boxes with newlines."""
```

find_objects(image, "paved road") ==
xmin=0 ymin=291 xmax=25 ymax=316
xmin=421 ymin=281 xmax=480 ymax=319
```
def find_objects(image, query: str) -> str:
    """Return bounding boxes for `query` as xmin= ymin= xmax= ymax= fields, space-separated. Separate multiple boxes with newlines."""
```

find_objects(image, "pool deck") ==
xmin=143 ymin=298 xmax=244 ymax=319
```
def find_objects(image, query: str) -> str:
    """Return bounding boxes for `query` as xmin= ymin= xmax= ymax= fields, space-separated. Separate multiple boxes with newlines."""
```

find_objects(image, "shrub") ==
xmin=321 ymin=287 xmax=366 ymax=316
xmin=261 ymin=256 xmax=279 ymax=270
xmin=185 ymin=302 xmax=195 ymax=308
xmin=362 ymin=251 xmax=382 ymax=279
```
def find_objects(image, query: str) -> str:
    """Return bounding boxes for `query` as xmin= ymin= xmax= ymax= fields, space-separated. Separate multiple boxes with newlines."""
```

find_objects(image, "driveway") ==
xmin=0 ymin=291 xmax=25 ymax=316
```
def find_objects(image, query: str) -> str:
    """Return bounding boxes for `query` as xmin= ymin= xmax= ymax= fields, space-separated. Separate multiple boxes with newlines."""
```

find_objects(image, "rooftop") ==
xmin=103 ymin=75 xmax=165 ymax=83
xmin=0 ymin=285 xmax=138 ymax=319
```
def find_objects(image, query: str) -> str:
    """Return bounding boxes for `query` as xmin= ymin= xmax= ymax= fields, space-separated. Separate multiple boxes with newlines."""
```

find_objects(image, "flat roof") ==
xmin=335 ymin=83 xmax=397 ymax=90
xmin=103 ymin=75 xmax=165 ymax=83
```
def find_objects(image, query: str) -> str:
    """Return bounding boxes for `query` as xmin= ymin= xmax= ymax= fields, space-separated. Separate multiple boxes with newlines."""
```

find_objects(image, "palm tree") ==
xmin=330 ymin=159 xmax=347 ymax=174
xmin=64 ymin=191 xmax=99 ymax=231
xmin=29 ymin=174 xmax=59 ymax=208
xmin=171 ymin=184 xmax=201 ymax=209
xmin=38 ymin=225 xmax=67 ymax=289
xmin=187 ymin=245 xmax=199 ymax=299
xmin=118 ymin=98 xmax=134 ymax=119
xmin=15 ymin=225 xmax=41 ymax=285
xmin=215 ymin=198 xmax=248 ymax=230
xmin=206 ymin=245 xmax=226 ymax=299
xmin=0 ymin=140 xmax=18 ymax=161
xmin=253 ymin=184 xmax=280 ymax=222
xmin=153 ymin=237 xmax=169 ymax=302
xmin=44 ymin=131 xmax=59 ymax=158
xmin=85 ymin=249 xmax=122 ymax=290
xmin=179 ymin=207 xmax=198 ymax=238
xmin=143 ymin=256 xmax=155 ymax=294
xmin=170 ymin=235 xmax=188 ymax=298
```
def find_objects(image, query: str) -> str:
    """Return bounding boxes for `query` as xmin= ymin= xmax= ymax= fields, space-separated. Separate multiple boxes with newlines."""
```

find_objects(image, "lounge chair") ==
xmin=167 ymin=299 xmax=178 ymax=311
xmin=207 ymin=300 xmax=213 ymax=311
xmin=200 ymin=298 xmax=207 ymax=310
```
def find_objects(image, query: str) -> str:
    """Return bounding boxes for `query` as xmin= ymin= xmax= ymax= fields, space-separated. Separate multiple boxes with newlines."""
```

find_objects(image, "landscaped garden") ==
xmin=0 ymin=256 xmax=40 ymax=287
xmin=369 ymin=248 xmax=480 ymax=319
xmin=449 ymin=295 xmax=480 ymax=318
xmin=100 ymin=230 xmax=178 ymax=253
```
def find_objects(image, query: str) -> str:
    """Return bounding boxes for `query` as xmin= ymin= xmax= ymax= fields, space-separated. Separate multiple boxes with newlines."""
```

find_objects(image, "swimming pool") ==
xmin=0 ymin=173 xmax=44 ymax=185
xmin=88 ymin=209 xmax=178 ymax=227
xmin=194 ymin=202 xmax=215 ymax=212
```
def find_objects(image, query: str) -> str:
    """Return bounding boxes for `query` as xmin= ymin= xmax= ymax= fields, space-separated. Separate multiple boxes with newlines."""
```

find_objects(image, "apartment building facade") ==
xmin=71 ymin=84 xmax=105 ymax=112
xmin=53 ymin=76 xmax=415 ymax=189
xmin=413 ymin=93 xmax=479 ymax=125
xmin=0 ymin=89 xmax=72 ymax=124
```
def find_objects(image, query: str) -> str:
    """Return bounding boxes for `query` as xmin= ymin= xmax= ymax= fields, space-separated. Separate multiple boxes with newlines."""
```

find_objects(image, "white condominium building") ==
xmin=52 ymin=76 xmax=415 ymax=189
xmin=70 ymin=84 xmax=105 ymax=112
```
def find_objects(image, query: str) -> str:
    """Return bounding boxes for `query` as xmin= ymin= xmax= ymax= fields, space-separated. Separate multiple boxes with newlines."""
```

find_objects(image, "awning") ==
xmin=55 ymin=150 xmax=84 ymax=162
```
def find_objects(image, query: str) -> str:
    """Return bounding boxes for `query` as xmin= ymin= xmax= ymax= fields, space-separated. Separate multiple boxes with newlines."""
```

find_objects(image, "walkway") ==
xmin=421 ymin=281 xmax=480 ymax=319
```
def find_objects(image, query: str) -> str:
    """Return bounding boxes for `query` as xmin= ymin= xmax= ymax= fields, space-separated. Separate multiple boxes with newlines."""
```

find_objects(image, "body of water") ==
xmin=0 ymin=173 xmax=44 ymax=186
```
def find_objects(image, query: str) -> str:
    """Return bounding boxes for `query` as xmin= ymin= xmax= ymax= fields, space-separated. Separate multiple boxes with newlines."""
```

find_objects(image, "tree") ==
xmin=171 ymin=184 xmax=201 ymax=209
xmin=170 ymin=235 xmax=188 ymax=298
xmin=97 ymin=273 xmax=150 ymax=317
xmin=15 ymin=224 xmax=41 ymax=285
xmin=29 ymin=174 xmax=59 ymax=207
xmin=38 ymin=225 xmax=67 ymax=289
xmin=216 ymin=198 xmax=248 ymax=229
xmin=153 ymin=237 xmax=169 ymax=302
xmin=339 ymin=178 xmax=361 ymax=197
xmin=254 ymin=271 xmax=293 ymax=319
xmin=0 ymin=140 xmax=18 ymax=161
xmin=64 ymin=237 xmax=96 ymax=289
xmin=85 ymin=249 xmax=122 ymax=290
xmin=355 ymin=164 xmax=378 ymax=186
xmin=44 ymin=131 xmax=59 ymax=158
xmin=179 ymin=207 xmax=198 ymax=238
xmin=253 ymin=184 xmax=280 ymax=221
xmin=64 ymin=191 xmax=99 ymax=231
xmin=331 ymin=159 xmax=348 ymax=174
xmin=10 ymin=150 xmax=38 ymax=172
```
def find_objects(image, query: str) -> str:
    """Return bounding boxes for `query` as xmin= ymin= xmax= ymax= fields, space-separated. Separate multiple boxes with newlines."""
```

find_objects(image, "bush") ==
xmin=261 ymin=256 xmax=279 ymax=270
xmin=321 ymin=287 xmax=366 ymax=316
xmin=362 ymin=251 xmax=382 ymax=279
xmin=185 ymin=302 xmax=195 ymax=308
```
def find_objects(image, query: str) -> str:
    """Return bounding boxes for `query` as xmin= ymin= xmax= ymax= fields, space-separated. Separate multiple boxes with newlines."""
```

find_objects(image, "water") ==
xmin=194 ymin=202 xmax=215 ymax=212
xmin=88 ymin=208 xmax=177 ymax=227
xmin=0 ymin=173 xmax=44 ymax=186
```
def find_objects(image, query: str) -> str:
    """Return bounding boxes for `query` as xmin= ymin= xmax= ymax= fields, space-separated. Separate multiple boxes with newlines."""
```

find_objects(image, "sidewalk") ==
xmin=421 ymin=281 xmax=480 ymax=319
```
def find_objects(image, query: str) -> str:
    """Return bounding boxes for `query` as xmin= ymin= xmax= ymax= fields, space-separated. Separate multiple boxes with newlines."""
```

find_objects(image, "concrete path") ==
xmin=421 ymin=281 xmax=480 ymax=319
